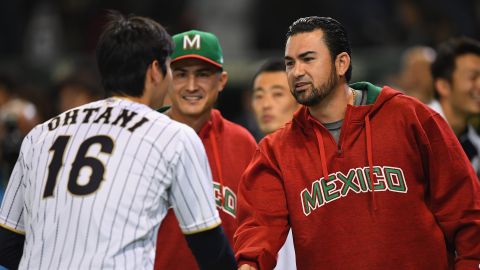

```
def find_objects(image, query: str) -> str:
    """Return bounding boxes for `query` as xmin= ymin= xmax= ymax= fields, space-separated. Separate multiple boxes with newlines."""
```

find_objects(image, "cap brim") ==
xmin=171 ymin=54 xmax=223 ymax=69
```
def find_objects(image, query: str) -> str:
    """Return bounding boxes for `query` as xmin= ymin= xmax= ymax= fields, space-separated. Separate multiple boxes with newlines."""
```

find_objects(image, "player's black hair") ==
xmin=431 ymin=36 xmax=480 ymax=82
xmin=96 ymin=10 xmax=174 ymax=97
xmin=251 ymin=58 xmax=286 ymax=88
xmin=286 ymin=16 xmax=352 ymax=82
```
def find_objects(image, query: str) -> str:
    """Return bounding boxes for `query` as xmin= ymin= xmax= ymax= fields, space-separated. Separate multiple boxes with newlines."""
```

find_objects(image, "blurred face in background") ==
xmin=252 ymin=71 xmax=300 ymax=134
xmin=58 ymin=85 xmax=98 ymax=113
xmin=440 ymin=53 xmax=480 ymax=117
xmin=396 ymin=47 xmax=436 ymax=104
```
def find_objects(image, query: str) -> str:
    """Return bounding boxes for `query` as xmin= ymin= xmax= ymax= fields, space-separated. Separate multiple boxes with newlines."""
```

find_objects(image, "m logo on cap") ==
xmin=183 ymin=34 xmax=201 ymax=50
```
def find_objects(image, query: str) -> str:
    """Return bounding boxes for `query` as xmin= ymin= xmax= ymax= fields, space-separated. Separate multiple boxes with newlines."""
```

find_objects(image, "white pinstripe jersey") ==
xmin=0 ymin=97 xmax=220 ymax=270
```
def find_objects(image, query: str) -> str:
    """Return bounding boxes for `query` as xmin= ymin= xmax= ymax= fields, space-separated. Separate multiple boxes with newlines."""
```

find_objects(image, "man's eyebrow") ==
xmin=298 ymin=51 xmax=316 ymax=58
xmin=270 ymin=84 xmax=288 ymax=90
xmin=285 ymin=51 xmax=316 ymax=60
xmin=172 ymin=67 xmax=186 ymax=72
xmin=197 ymin=67 xmax=216 ymax=72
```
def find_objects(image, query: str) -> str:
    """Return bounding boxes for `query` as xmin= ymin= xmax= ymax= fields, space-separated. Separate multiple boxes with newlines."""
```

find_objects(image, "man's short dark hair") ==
xmin=431 ymin=36 xmax=480 ymax=81
xmin=431 ymin=36 xmax=480 ymax=99
xmin=96 ymin=11 xmax=173 ymax=97
xmin=286 ymin=16 xmax=352 ymax=82
xmin=252 ymin=58 xmax=286 ymax=86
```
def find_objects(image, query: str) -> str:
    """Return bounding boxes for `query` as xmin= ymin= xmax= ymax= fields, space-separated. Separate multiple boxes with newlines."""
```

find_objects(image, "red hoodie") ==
xmin=154 ymin=109 xmax=257 ymax=270
xmin=234 ymin=82 xmax=480 ymax=270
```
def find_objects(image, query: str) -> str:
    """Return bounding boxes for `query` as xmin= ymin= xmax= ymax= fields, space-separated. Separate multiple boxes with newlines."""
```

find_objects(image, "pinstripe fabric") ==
xmin=0 ymin=97 xmax=220 ymax=270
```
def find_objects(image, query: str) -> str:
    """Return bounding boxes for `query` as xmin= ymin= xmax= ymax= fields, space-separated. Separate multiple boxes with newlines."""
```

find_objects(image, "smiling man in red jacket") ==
xmin=154 ymin=30 xmax=257 ymax=270
xmin=234 ymin=16 xmax=480 ymax=270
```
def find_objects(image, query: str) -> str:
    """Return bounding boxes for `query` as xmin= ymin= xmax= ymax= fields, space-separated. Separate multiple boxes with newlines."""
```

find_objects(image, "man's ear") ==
xmin=335 ymin=52 xmax=350 ymax=78
xmin=150 ymin=60 xmax=164 ymax=83
xmin=218 ymin=71 xmax=228 ymax=92
xmin=434 ymin=78 xmax=452 ymax=99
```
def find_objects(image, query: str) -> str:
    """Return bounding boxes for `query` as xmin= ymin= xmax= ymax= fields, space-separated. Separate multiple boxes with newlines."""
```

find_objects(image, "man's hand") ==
xmin=238 ymin=264 xmax=257 ymax=270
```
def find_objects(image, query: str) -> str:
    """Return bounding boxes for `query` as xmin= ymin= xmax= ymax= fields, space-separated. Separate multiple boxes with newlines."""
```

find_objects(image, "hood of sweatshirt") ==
xmin=198 ymin=109 xmax=224 ymax=201
xmin=292 ymin=81 xmax=403 ymax=213
xmin=293 ymin=81 xmax=402 ymax=130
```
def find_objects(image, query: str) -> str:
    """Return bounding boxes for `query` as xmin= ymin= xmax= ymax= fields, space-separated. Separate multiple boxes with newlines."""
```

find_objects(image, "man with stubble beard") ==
xmin=234 ymin=16 xmax=480 ymax=270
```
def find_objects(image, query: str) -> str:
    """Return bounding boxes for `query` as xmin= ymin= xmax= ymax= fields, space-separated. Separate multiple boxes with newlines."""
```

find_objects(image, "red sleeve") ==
xmin=234 ymin=146 xmax=290 ymax=270
xmin=422 ymin=113 xmax=480 ymax=269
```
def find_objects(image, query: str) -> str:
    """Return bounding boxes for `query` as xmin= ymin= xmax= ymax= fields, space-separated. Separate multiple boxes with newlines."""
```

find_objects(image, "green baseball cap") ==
xmin=171 ymin=30 xmax=224 ymax=68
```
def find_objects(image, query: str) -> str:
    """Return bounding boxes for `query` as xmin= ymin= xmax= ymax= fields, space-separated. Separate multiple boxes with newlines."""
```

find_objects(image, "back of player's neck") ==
xmin=112 ymin=95 xmax=148 ymax=106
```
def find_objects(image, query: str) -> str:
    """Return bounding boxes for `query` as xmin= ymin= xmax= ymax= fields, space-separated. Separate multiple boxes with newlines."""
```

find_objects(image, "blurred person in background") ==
xmin=55 ymin=72 xmax=104 ymax=113
xmin=0 ymin=99 xmax=41 ymax=203
xmin=393 ymin=46 xmax=436 ymax=104
xmin=429 ymin=36 xmax=480 ymax=178
xmin=252 ymin=59 xmax=300 ymax=135
xmin=154 ymin=30 xmax=257 ymax=270
xmin=0 ymin=73 xmax=17 ymax=203
xmin=0 ymin=74 xmax=15 ymax=108
xmin=0 ymin=74 xmax=41 ymax=203
xmin=250 ymin=58 xmax=299 ymax=270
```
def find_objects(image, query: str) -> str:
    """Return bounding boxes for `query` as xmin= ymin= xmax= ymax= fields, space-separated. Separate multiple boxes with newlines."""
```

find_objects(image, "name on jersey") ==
xmin=301 ymin=166 xmax=407 ymax=216
xmin=213 ymin=182 xmax=236 ymax=218
xmin=48 ymin=107 xmax=149 ymax=132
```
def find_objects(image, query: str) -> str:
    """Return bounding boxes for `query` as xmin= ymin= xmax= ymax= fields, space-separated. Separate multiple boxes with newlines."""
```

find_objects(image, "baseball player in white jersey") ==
xmin=0 ymin=11 xmax=236 ymax=270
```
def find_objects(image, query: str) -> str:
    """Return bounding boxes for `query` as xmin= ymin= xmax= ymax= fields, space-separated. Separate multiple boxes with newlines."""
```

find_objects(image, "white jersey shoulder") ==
xmin=0 ymin=98 xmax=220 ymax=270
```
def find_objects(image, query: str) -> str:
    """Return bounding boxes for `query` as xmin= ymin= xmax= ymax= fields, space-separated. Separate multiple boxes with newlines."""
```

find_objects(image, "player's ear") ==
xmin=150 ymin=60 xmax=164 ymax=83
xmin=434 ymin=78 xmax=451 ymax=99
xmin=218 ymin=71 xmax=228 ymax=92
xmin=335 ymin=52 xmax=350 ymax=79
